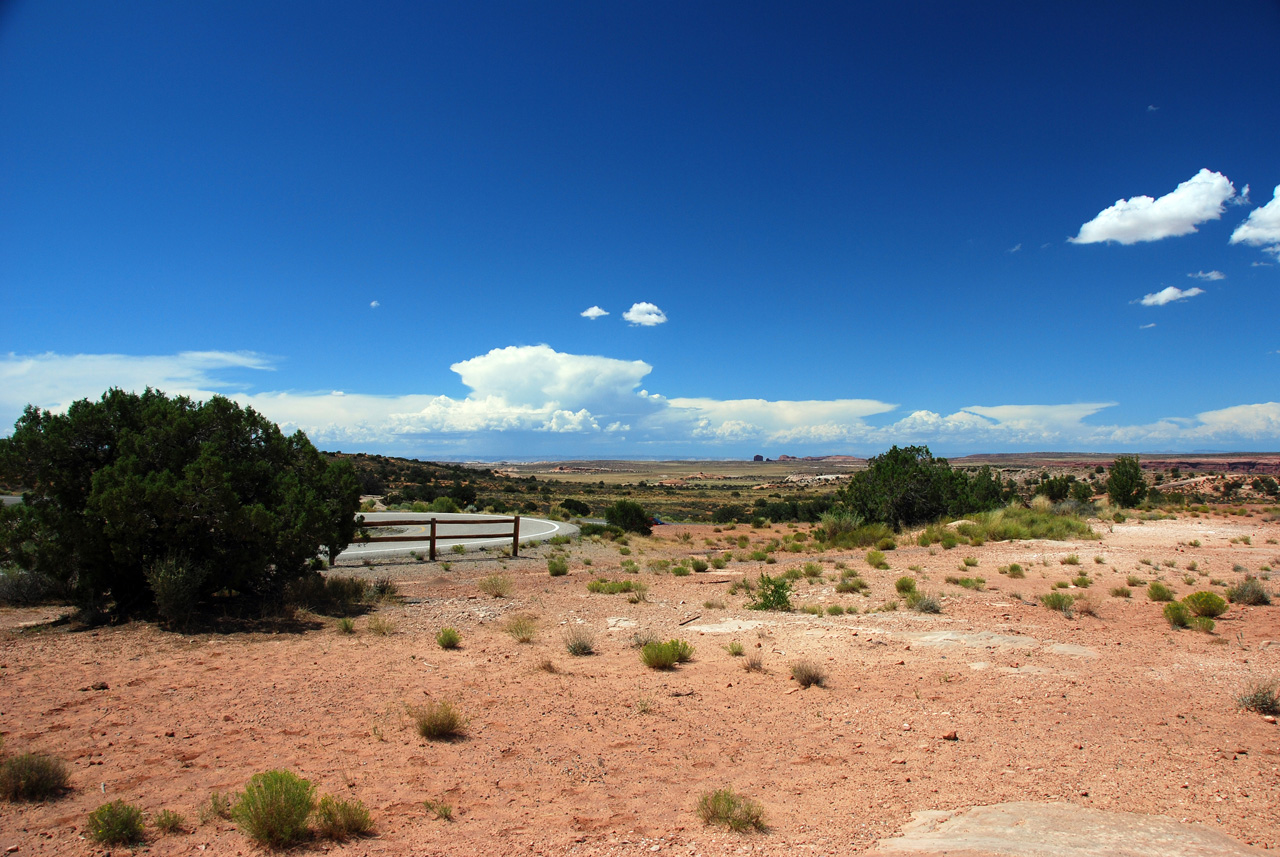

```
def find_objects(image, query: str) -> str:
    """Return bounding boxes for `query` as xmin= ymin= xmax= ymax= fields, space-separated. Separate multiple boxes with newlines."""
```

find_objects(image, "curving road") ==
xmin=339 ymin=511 xmax=576 ymax=559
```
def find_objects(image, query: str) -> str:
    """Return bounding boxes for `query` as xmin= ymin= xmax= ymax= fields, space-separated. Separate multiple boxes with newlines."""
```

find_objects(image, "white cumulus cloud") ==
xmin=1071 ymin=169 xmax=1236 ymax=245
xmin=1187 ymin=270 xmax=1224 ymax=281
xmin=1140 ymin=323 xmax=1157 ymax=329
xmin=370 ymin=300 xmax=380 ymax=308
xmin=1230 ymin=184 xmax=1280 ymax=259
xmin=580 ymin=305 xmax=609 ymax=320
xmin=1138 ymin=286 xmax=1205 ymax=307
xmin=622 ymin=302 xmax=668 ymax=326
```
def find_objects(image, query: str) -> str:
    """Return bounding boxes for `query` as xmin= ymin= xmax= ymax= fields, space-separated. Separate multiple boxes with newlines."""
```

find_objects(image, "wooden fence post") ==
xmin=512 ymin=515 xmax=521 ymax=557
xmin=429 ymin=518 xmax=437 ymax=561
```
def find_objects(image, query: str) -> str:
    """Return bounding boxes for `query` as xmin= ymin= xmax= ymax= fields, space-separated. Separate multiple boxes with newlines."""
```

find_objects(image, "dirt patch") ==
xmin=2 ymin=509 xmax=1279 ymax=855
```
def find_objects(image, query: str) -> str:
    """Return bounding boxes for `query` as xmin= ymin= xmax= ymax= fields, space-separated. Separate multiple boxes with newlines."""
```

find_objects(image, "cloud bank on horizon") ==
xmin=4 ymin=348 xmax=1278 ymax=457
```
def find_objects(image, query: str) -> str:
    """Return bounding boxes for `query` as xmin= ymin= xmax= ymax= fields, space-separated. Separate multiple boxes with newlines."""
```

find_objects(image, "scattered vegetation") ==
xmin=745 ymin=574 xmax=792 ymax=612
xmin=504 ymin=614 xmax=537 ymax=643
xmin=547 ymin=557 xmax=569 ymax=577
xmin=153 ymin=809 xmax=188 ymax=834
xmin=1146 ymin=582 xmax=1175 ymax=602
xmin=1039 ymin=591 xmax=1075 ymax=617
xmin=1227 ymin=577 xmax=1271 ymax=606
xmin=1182 ymin=591 xmax=1228 ymax=618
xmin=1163 ymin=601 xmax=1191 ymax=628
xmin=436 ymin=627 xmax=461 ymax=649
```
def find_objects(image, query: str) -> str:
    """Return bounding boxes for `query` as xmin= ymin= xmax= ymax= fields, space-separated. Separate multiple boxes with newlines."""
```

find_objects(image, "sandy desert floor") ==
xmin=3 ymin=509 xmax=1279 ymax=855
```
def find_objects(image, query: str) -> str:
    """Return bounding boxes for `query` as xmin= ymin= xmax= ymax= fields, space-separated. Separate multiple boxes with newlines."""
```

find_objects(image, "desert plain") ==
xmin=3 ymin=499 xmax=1280 ymax=856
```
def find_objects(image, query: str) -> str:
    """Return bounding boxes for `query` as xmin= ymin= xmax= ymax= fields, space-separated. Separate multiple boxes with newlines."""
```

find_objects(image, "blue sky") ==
xmin=2 ymin=1 xmax=1278 ymax=459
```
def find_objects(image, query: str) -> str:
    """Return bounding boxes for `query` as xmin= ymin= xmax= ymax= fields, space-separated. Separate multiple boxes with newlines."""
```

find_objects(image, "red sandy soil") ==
xmin=3 ymin=508 xmax=1280 ymax=856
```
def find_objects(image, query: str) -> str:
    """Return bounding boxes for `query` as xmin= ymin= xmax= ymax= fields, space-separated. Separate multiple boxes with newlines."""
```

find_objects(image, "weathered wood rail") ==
xmin=359 ymin=516 xmax=522 ymax=560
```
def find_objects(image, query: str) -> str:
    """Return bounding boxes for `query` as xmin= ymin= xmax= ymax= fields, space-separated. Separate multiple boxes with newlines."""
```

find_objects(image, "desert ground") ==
xmin=3 ymin=508 xmax=1279 ymax=855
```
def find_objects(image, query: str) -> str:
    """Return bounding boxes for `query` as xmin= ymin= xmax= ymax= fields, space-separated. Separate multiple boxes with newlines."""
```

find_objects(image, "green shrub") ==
xmin=802 ymin=562 xmax=822 ymax=578
xmin=963 ymin=556 xmax=978 ymax=567
xmin=145 ymin=554 xmax=208 ymax=628
xmin=436 ymin=627 xmax=461 ymax=649
xmin=153 ymin=809 xmax=188 ymax=834
xmin=1006 ymin=563 xmax=1025 ymax=579
xmin=876 ymin=537 xmax=897 ymax=551
xmin=1182 ymin=591 xmax=1228 ymax=618
xmin=945 ymin=575 xmax=984 ymax=590
xmin=423 ymin=799 xmax=453 ymax=821
xmin=690 ymin=559 xmax=709 ymax=573
xmin=337 ymin=617 xmax=355 ymax=634
xmin=1163 ymin=601 xmax=1191 ymax=628
xmin=835 ymin=576 xmax=868 ymax=593
xmin=790 ymin=659 xmax=826 ymax=688
xmin=641 ymin=639 xmax=694 ymax=669
xmin=1061 ymin=554 xmax=1080 ymax=566
xmin=200 ymin=791 xmax=233 ymax=822
xmin=313 ymin=795 xmax=373 ymax=841
xmin=725 ymin=641 xmax=745 ymax=656
xmin=1039 ymin=591 xmax=1075 ymax=616
xmin=232 ymin=770 xmax=316 ymax=848
xmin=1146 ymin=582 xmax=1175 ymax=602
xmin=563 ymin=625 xmax=595 ymax=656
xmin=587 ymin=578 xmax=640 ymax=594
xmin=367 ymin=615 xmax=394 ymax=635
xmin=604 ymin=500 xmax=653 ymax=536
xmin=1072 ymin=575 xmax=1091 ymax=588
xmin=865 ymin=550 xmax=889 ymax=570
xmin=895 ymin=576 xmax=917 ymax=596
xmin=1110 ymin=586 xmax=1131 ymax=598
xmin=745 ymin=574 xmax=792 ymax=612
xmin=409 ymin=700 xmax=467 ymax=740
xmin=87 ymin=800 xmax=146 ymax=845
xmin=697 ymin=788 xmax=766 ymax=832
xmin=825 ymin=604 xmax=845 ymax=615
xmin=0 ymin=753 xmax=70 ymax=802
xmin=1127 ymin=575 xmax=1144 ymax=587
xmin=547 ymin=557 xmax=569 ymax=577
xmin=1227 ymin=577 xmax=1271 ymax=606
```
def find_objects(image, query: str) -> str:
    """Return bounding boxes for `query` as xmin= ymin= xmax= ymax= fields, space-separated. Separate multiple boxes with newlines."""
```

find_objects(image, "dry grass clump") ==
xmin=697 ymin=788 xmax=766 ymax=832
xmin=562 ymin=625 xmax=596 ymax=656
xmin=409 ymin=700 xmax=468 ymax=740
xmin=1236 ymin=680 xmax=1280 ymax=716
xmin=477 ymin=574 xmax=512 ymax=598
xmin=313 ymin=795 xmax=374 ymax=840
xmin=504 ymin=614 xmax=537 ymax=643
xmin=743 ymin=652 xmax=765 ymax=673
xmin=0 ymin=753 xmax=70 ymax=802
xmin=790 ymin=659 xmax=827 ymax=688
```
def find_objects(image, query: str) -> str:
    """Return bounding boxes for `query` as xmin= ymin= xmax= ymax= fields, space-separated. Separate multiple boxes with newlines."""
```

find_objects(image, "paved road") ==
xmin=1 ymin=495 xmax=21 ymax=506
xmin=340 ymin=511 xmax=576 ymax=559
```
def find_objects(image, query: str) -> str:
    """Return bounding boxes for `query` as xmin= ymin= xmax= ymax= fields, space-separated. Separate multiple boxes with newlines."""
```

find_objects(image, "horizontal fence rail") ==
xmin=359 ymin=516 xmax=522 ymax=560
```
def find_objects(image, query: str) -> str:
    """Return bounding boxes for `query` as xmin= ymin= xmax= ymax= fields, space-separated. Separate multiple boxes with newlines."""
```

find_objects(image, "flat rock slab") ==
xmin=867 ymin=801 xmax=1265 ymax=857
xmin=685 ymin=618 xmax=762 ymax=634
xmin=902 ymin=630 xmax=1038 ymax=649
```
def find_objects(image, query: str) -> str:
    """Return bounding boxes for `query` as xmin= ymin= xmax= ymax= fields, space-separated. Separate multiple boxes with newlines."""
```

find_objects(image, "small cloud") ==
xmin=1253 ymin=260 xmax=1273 ymax=267
xmin=580 ymin=305 xmax=609 ymax=320
xmin=1231 ymin=184 xmax=1251 ymax=206
xmin=1230 ymin=184 xmax=1280 ymax=259
xmin=1138 ymin=286 xmax=1205 ymax=307
xmin=623 ymin=302 xmax=668 ymax=327
xmin=1147 ymin=104 xmax=1159 ymax=112
xmin=1008 ymin=243 xmax=1022 ymax=254
xmin=1140 ymin=323 xmax=1157 ymax=329
xmin=1071 ymin=169 xmax=1236 ymax=245
xmin=1188 ymin=270 xmax=1225 ymax=281
xmin=370 ymin=300 xmax=380 ymax=308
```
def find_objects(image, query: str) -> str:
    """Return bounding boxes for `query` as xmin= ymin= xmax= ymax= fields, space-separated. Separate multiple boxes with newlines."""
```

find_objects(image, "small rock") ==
xmin=890 ymin=757 xmax=906 ymax=764
xmin=942 ymin=731 xmax=958 ymax=741
xmin=1264 ymin=715 xmax=1276 ymax=724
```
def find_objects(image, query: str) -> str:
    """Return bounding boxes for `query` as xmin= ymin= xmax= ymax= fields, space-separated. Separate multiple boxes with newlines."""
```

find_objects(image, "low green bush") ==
xmin=745 ymin=574 xmax=792 ymax=611
xmin=895 ymin=576 xmax=917 ymax=596
xmin=640 ymin=639 xmax=694 ymax=669
xmin=1182 ymin=591 xmax=1228 ymax=618
xmin=697 ymin=787 xmax=766 ymax=832
xmin=1040 ymin=591 xmax=1075 ymax=615
xmin=1227 ymin=578 xmax=1270 ymax=605
xmin=1147 ymin=582 xmax=1175 ymax=602
xmin=87 ymin=800 xmax=146 ymax=845
xmin=1163 ymin=601 xmax=1191 ymax=628
xmin=436 ymin=627 xmax=461 ymax=649
xmin=547 ymin=557 xmax=569 ymax=577
xmin=232 ymin=770 xmax=316 ymax=848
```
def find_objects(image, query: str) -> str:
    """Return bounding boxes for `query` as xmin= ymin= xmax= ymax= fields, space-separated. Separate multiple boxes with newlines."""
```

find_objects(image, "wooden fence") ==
xmin=358 ymin=516 xmax=522 ymax=560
